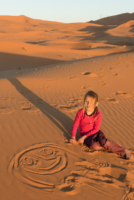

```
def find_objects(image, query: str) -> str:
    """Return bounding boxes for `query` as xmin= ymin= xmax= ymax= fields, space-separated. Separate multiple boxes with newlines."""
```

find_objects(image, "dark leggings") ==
xmin=84 ymin=130 xmax=126 ymax=157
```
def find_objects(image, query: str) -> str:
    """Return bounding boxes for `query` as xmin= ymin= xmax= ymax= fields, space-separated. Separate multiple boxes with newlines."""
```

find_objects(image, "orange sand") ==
xmin=0 ymin=14 xmax=134 ymax=200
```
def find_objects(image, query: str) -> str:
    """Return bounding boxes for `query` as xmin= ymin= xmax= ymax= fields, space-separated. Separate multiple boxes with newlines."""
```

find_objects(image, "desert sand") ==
xmin=0 ymin=13 xmax=134 ymax=200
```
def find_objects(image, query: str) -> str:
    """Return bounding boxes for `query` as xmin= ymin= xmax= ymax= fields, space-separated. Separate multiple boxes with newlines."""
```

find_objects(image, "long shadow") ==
xmin=8 ymin=78 xmax=77 ymax=140
xmin=0 ymin=52 xmax=66 ymax=71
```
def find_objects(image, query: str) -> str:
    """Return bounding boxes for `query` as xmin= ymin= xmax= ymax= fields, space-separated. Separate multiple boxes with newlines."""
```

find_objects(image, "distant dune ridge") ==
xmin=89 ymin=12 xmax=134 ymax=25
xmin=0 ymin=13 xmax=134 ymax=70
xmin=0 ymin=13 xmax=134 ymax=200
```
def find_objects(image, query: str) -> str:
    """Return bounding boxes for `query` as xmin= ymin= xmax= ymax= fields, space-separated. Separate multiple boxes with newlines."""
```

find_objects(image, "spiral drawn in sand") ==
xmin=8 ymin=143 xmax=69 ymax=190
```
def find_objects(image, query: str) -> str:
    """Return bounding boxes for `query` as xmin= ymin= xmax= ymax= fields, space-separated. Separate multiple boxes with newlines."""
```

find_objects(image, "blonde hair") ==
xmin=83 ymin=90 xmax=99 ymax=121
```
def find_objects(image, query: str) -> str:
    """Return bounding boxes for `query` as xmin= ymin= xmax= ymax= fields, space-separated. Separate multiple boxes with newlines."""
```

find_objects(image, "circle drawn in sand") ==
xmin=9 ymin=143 xmax=68 ymax=190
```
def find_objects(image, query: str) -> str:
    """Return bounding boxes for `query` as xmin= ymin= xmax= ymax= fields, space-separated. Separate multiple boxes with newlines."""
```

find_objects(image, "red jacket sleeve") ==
xmin=71 ymin=109 xmax=81 ymax=137
xmin=85 ymin=112 xmax=102 ymax=137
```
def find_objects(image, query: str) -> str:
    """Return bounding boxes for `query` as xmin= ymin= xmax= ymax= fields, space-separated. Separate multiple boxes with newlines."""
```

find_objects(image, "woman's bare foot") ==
xmin=124 ymin=149 xmax=133 ymax=159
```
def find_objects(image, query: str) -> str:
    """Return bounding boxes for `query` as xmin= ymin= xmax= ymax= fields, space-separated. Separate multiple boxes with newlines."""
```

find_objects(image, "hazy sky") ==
xmin=0 ymin=0 xmax=134 ymax=23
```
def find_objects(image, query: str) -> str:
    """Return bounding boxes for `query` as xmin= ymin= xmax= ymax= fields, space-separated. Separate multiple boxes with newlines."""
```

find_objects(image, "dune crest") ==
xmin=0 ymin=13 xmax=134 ymax=71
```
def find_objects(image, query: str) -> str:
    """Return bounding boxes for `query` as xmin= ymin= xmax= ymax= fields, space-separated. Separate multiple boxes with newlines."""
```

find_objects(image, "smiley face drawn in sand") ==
xmin=8 ymin=143 xmax=69 ymax=190
xmin=9 ymin=143 xmax=134 ymax=198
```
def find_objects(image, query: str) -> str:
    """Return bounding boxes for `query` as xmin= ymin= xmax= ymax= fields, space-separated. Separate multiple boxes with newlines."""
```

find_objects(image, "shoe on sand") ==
xmin=124 ymin=149 xmax=133 ymax=159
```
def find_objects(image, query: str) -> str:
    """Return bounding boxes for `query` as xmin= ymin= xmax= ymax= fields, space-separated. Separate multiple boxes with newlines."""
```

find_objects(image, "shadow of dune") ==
xmin=77 ymin=25 xmax=134 ymax=47
xmin=8 ymin=78 xmax=77 ymax=140
xmin=88 ymin=13 xmax=134 ymax=26
xmin=0 ymin=52 xmax=66 ymax=71
xmin=79 ymin=25 xmax=114 ymax=34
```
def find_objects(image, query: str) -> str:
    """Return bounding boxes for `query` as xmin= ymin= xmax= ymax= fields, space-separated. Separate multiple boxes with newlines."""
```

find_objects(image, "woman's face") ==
xmin=84 ymin=96 xmax=98 ymax=112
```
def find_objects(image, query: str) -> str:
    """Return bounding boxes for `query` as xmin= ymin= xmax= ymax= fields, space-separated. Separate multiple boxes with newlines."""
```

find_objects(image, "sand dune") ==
xmin=0 ymin=14 xmax=134 ymax=71
xmin=0 ymin=14 xmax=134 ymax=200
xmin=90 ymin=12 xmax=134 ymax=25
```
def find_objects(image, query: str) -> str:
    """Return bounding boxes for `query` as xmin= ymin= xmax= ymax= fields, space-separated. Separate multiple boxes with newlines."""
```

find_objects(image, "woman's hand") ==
xmin=69 ymin=138 xmax=77 ymax=144
xmin=78 ymin=135 xmax=87 ymax=144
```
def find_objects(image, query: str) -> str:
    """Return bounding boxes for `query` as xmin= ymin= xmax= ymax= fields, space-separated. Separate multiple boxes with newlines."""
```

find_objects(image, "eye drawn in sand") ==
xmin=21 ymin=100 xmax=40 ymax=113
xmin=112 ymin=91 xmax=131 ymax=98
xmin=81 ymin=72 xmax=98 ymax=77
xmin=81 ymin=84 xmax=90 ymax=90
xmin=68 ymin=75 xmax=77 ymax=79
xmin=106 ymin=98 xmax=119 ymax=104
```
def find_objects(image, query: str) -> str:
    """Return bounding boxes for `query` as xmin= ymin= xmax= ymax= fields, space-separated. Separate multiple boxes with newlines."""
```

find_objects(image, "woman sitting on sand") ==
xmin=69 ymin=90 xmax=133 ymax=159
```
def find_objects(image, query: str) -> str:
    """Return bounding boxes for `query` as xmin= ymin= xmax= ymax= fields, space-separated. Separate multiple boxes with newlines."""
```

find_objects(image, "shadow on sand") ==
xmin=0 ymin=52 xmax=66 ymax=71
xmin=8 ymin=78 xmax=80 ymax=141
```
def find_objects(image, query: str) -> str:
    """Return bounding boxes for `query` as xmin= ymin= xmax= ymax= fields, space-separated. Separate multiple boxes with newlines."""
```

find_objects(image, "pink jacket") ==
xmin=71 ymin=108 xmax=102 ymax=137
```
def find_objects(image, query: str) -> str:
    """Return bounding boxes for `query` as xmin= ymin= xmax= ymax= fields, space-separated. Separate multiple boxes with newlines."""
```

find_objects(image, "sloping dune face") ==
xmin=0 ymin=14 xmax=134 ymax=71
